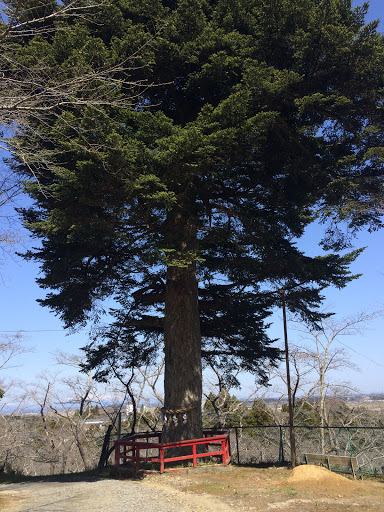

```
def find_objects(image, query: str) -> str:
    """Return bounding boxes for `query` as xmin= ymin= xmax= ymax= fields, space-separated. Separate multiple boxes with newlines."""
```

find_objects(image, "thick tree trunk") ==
xmin=162 ymin=262 xmax=202 ymax=443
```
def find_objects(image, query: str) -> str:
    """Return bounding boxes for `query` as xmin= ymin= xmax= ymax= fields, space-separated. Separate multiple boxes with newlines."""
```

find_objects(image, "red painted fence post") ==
xmin=114 ymin=431 xmax=230 ymax=472
xmin=135 ymin=445 xmax=140 ymax=472
xmin=160 ymin=447 xmax=164 ymax=474
xmin=222 ymin=440 xmax=227 ymax=465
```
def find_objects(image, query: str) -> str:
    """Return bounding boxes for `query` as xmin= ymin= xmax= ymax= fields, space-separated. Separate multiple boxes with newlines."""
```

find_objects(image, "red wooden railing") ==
xmin=114 ymin=430 xmax=231 ymax=473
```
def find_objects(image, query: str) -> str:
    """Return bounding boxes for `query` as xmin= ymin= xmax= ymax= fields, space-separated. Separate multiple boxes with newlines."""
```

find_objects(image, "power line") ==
xmin=336 ymin=339 xmax=384 ymax=368
xmin=0 ymin=329 xmax=66 ymax=333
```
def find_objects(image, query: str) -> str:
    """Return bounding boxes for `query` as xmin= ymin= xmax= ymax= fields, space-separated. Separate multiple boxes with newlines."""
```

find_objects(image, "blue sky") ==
xmin=0 ymin=1 xmax=384 ymax=396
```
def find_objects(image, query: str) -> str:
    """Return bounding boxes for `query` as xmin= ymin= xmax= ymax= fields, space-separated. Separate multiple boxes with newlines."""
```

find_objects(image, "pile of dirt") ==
xmin=285 ymin=464 xmax=356 ymax=494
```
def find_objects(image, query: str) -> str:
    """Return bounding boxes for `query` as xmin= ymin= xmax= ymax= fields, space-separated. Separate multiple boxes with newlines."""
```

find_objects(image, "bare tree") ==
xmin=270 ymin=310 xmax=383 ymax=453
xmin=294 ymin=312 xmax=382 ymax=449
xmin=0 ymin=0 xmax=175 ymax=260
xmin=0 ymin=0 xmax=175 ymax=149
xmin=0 ymin=163 xmax=22 ymax=243
xmin=16 ymin=369 xmax=109 ymax=474
xmin=49 ymin=374 xmax=100 ymax=471
xmin=0 ymin=331 xmax=32 ymax=396
xmin=0 ymin=355 xmax=30 ymax=474
xmin=0 ymin=0 xmax=142 ymax=131
xmin=55 ymin=350 xmax=165 ymax=467
xmin=0 ymin=331 xmax=30 ymax=370
xmin=202 ymin=356 xmax=271 ymax=429
xmin=136 ymin=358 xmax=165 ymax=410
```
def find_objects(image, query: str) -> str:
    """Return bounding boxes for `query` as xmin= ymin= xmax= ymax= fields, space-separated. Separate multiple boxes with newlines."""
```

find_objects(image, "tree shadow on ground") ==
xmin=0 ymin=466 xmax=144 ymax=485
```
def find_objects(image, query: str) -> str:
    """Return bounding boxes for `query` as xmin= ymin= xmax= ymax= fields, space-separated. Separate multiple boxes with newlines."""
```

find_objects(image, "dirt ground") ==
xmin=1 ymin=465 xmax=384 ymax=512
xmin=143 ymin=464 xmax=384 ymax=512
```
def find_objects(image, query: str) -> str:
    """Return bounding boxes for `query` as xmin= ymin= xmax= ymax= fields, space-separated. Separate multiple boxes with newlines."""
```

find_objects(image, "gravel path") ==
xmin=1 ymin=477 xmax=232 ymax=512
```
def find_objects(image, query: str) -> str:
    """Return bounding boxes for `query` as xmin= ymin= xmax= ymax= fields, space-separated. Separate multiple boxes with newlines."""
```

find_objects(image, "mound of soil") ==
xmin=285 ymin=464 xmax=355 ymax=494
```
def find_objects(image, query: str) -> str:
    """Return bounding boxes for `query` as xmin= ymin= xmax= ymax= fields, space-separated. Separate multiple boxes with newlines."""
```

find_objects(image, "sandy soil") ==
xmin=143 ymin=464 xmax=384 ymax=512
xmin=1 ymin=465 xmax=384 ymax=512
xmin=0 ymin=474 xmax=231 ymax=512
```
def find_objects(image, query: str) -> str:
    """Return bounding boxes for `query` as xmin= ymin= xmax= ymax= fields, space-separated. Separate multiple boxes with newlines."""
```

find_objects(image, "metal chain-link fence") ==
xmin=220 ymin=425 xmax=384 ymax=475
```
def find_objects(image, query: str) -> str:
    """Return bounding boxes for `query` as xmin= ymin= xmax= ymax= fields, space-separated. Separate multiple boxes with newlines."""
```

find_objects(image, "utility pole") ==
xmin=279 ymin=288 xmax=297 ymax=467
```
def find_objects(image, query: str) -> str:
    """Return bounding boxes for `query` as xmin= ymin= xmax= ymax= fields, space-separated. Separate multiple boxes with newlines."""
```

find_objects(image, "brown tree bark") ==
xmin=162 ymin=261 xmax=203 ymax=443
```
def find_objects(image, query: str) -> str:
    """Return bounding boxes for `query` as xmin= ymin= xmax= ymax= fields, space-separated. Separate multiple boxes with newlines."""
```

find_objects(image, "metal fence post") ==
xmin=347 ymin=427 xmax=353 ymax=456
xmin=226 ymin=424 xmax=383 ymax=474
xmin=235 ymin=427 xmax=240 ymax=465
xmin=278 ymin=425 xmax=284 ymax=465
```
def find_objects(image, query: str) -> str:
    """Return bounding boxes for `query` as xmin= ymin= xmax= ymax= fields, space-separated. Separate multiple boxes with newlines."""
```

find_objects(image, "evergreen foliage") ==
xmin=203 ymin=394 xmax=274 ymax=428
xmin=203 ymin=391 xmax=248 ymax=428
xmin=243 ymin=399 xmax=275 ymax=427
xmin=283 ymin=398 xmax=321 ymax=426
xmin=7 ymin=0 xmax=384 ymax=437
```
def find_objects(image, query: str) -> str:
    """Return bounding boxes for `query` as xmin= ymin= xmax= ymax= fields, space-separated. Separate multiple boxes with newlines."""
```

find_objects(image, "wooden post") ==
xmin=160 ymin=447 xmax=165 ymax=474
xmin=135 ymin=445 xmax=140 ymax=472
xmin=235 ymin=428 xmax=240 ymax=464
xmin=222 ymin=440 xmax=227 ymax=465
xmin=280 ymin=289 xmax=297 ymax=468
xmin=117 ymin=411 xmax=121 ymax=440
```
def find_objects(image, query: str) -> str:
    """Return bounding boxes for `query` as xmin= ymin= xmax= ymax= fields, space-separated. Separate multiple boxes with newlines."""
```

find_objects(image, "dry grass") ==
xmin=144 ymin=464 xmax=384 ymax=511
xmin=2 ymin=464 xmax=384 ymax=511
